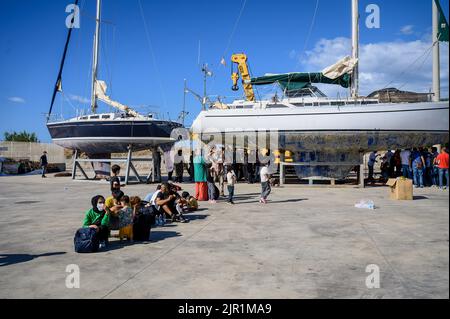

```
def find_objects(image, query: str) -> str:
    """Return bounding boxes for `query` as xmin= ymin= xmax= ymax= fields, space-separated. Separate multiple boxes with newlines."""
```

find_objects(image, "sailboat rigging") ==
xmin=46 ymin=0 xmax=182 ymax=155
xmin=191 ymin=0 xmax=449 ymax=179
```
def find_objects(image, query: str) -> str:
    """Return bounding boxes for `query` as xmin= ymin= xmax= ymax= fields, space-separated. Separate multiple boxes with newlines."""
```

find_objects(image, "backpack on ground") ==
xmin=133 ymin=205 xmax=156 ymax=241
xmin=74 ymin=227 xmax=100 ymax=253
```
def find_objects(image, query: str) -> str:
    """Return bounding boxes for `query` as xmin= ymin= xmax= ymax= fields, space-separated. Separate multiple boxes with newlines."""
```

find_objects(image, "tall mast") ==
xmin=91 ymin=0 xmax=102 ymax=113
xmin=351 ymin=0 xmax=359 ymax=99
xmin=432 ymin=0 xmax=441 ymax=102
xmin=182 ymin=79 xmax=187 ymax=126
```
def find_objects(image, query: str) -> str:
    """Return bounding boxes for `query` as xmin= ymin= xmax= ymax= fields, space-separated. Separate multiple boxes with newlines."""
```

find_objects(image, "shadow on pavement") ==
xmin=185 ymin=214 xmax=209 ymax=221
xmin=0 ymin=252 xmax=66 ymax=267
xmin=269 ymin=198 xmax=309 ymax=204
xmin=149 ymin=231 xmax=183 ymax=243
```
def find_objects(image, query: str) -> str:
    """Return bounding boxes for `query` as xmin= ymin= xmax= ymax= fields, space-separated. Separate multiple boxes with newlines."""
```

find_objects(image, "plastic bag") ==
xmin=355 ymin=200 xmax=375 ymax=210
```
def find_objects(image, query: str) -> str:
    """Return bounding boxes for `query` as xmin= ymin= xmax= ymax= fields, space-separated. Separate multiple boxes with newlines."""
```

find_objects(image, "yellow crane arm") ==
xmin=231 ymin=53 xmax=255 ymax=102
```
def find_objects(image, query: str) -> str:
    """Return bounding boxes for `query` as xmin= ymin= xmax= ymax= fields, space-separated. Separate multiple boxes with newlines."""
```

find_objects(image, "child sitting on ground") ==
xmin=181 ymin=191 xmax=198 ymax=211
xmin=118 ymin=195 xmax=133 ymax=241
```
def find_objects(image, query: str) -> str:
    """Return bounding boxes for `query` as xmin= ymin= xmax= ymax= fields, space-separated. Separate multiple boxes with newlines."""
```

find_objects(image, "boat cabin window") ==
xmin=89 ymin=115 xmax=100 ymax=120
xmin=101 ymin=115 xmax=111 ymax=119
xmin=80 ymin=116 xmax=88 ymax=120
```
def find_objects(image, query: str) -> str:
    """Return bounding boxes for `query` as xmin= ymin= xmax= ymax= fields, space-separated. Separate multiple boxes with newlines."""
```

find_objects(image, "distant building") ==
xmin=367 ymin=88 xmax=431 ymax=103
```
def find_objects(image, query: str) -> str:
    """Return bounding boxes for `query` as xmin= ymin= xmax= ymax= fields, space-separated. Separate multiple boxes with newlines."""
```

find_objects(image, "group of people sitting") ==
xmin=82 ymin=164 xmax=199 ymax=250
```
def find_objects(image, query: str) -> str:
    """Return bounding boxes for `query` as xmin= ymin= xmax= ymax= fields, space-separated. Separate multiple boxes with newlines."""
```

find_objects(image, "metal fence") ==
xmin=0 ymin=141 xmax=66 ymax=163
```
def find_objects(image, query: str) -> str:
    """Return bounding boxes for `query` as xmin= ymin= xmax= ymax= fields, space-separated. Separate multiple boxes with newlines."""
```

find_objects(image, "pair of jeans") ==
xmin=227 ymin=185 xmax=234 ymax=202
xmin=402 ymin=165 xmax=410 ymax=178
xmin=368 ymin=165 xmax=374 ymax=180
xmin=439 ymin=168 xmax=449 ymax=188
xmin=432 ymin=166 xmax=440 ymax=186
xmin=41 ymin=165 xmax=47 ymax=177
xmin=413 ymin=166 xmax=424 ymax=187
xmin=261 ymin=181 xmax=271 ymax=200
xmin=207 ymin=182 xmax=216 ymax=200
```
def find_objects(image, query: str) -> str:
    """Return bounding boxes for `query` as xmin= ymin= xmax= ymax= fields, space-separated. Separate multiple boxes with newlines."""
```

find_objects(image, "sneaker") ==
xmin=228 ymin=201 xmax=235 ymax=205
xmin=178 ymin=216 xmax=188 ymax=223
xmin=99 ymin=241 xmax=106 ymax=249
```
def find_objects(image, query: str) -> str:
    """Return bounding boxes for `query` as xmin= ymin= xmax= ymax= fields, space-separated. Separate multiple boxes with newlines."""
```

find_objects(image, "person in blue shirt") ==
xmin=410 ymin=147 xmax=425 ymax=188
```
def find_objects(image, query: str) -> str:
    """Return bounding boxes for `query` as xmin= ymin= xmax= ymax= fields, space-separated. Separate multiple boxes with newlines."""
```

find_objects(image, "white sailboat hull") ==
xmin=192 ymin=102 xmax=448 ymax=139
xmin=191 ymin=101 xmax=449 ymax=178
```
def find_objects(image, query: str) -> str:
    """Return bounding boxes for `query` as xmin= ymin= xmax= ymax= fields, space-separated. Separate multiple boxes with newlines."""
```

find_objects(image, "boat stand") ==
xmin=71 ymin=147 xmax=155 ymax=185
xmin=279 ymin=158 xmax=365 ymax=188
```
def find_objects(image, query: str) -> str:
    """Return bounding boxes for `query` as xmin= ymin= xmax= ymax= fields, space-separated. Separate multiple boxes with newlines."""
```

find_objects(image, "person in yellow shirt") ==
xmin=105 ymin=190 xmax=124 ymax=229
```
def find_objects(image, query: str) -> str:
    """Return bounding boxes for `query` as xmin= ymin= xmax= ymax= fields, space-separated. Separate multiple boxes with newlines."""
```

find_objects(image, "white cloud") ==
xmin=400 ymin=25 xmax=414 ymax=35
xmin=8 ymin=96 xmax=26 ymax=104
xmin=300 ymin=37 xmax=449 ymax=98
xmin=69 ymin=94 xmax=90 ymax=104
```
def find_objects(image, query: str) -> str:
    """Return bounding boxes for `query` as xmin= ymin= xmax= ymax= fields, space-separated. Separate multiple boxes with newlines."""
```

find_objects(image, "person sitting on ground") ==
xmin=105 ymin=190 xmax=125 ymax=230
xmin=154 ymin=183 xmax=187 ymax=223
xmin=181 ymin=191 xmax=198 ymax=211
xmin=149 ymin=185 xmax=165 ymax=225
xmin=118 ymin=195 xmax=133 ymax=229
xmin=82 ymin=195 xmax=110 ymax=249
xmin=168 ymin=181 xmax=183 ymax=193
xmin=118 ymin=195 xmax=134 ymax=241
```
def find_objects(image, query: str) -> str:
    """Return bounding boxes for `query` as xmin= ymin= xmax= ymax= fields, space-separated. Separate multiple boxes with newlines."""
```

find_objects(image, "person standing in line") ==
xmin=216 ymin=147 xmax=226 ymax=197
xmin=411 ymin=147 xmax=425 ymax=188
xmin=422 ymin=147 xmax=433 ymax=186
xmin=259 ymin=162 xmax=272 ymax=204
xmin=367 ymin=151 xmax=378 ymax=183
xmin=174 ymin=149 xmax=184 ymax=183
xmin=193 ymin=151 xmax=209 ymax=201
xmin=435 ymin=147 xmax=449 ymax=190
xmin=206 ymin=166 xmax=217 ymax=204
xmin=188 ymin=153 xmax=194 ymax=182
xmin=400 ymin=149 xmax=412 ymax=178
xmin=430 ymin=147 xmax=440 ymax=187
xmin=393 ymin=150 xmax=402 ymax=177
xmin=385 ymin=150 xmax=394 ymax=178
xmin=226 ymin=165 xmax=237 ymax=204
xmin=152 ymin=147 xmax=162 ymax=183
xmin=40 ymin=151 xmax=48 ymax=178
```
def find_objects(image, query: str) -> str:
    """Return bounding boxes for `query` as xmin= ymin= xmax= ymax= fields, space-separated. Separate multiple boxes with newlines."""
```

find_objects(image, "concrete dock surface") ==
xmin=0 ymin=174 xmax=448 ymax=299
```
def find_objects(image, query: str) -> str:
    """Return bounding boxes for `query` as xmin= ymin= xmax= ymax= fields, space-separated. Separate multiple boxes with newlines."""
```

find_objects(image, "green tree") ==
xmin=4 ymin=131 xmax=39 ymax=143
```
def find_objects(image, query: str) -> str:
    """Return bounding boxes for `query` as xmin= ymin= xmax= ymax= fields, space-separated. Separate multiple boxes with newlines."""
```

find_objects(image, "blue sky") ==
xmin=0 ymin=0 xmax=448 ymax=142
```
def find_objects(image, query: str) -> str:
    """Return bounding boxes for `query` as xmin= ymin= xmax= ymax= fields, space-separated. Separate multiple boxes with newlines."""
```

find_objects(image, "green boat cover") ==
xmin=249 ymin=72 xmax=351 ymax=92
xmin=435 ymin=0 xmax=449 ymax=42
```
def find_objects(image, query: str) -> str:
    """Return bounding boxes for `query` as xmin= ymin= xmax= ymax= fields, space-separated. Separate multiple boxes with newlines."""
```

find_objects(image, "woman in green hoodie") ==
xmin=83 ymin=195 xmax=110 ymax=248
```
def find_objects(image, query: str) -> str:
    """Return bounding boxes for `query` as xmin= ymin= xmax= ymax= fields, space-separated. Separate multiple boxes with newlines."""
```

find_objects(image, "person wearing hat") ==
xmin=40 ymin=151 xmax=48 ymax=178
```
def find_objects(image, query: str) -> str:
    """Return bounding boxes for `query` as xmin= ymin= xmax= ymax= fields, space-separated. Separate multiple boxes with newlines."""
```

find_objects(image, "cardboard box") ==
xmin=386 ymin=178 xmax=413 ymax=200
